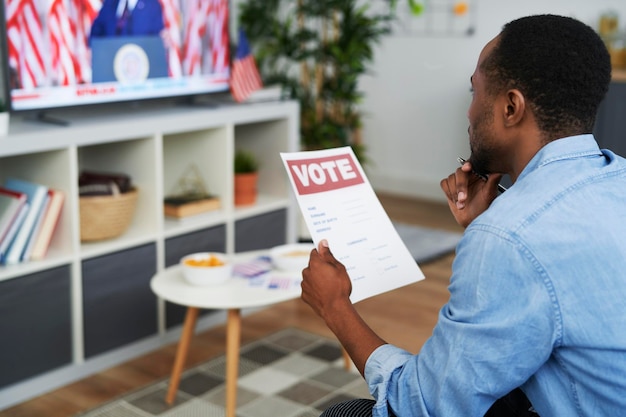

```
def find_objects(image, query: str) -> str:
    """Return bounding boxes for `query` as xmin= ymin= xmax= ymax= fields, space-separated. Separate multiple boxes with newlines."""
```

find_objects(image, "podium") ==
xmin=91 ymin=35 xmax=168 ymax=83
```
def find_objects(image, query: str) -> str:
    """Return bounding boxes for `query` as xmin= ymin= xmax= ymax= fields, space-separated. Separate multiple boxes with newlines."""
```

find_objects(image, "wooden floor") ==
xmin=1 ymin=193 xmax=462 ymax=417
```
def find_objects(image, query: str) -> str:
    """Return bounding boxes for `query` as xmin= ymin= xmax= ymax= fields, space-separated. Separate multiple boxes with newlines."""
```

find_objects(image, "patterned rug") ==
xmin=75 ymin=328 xmax=370 ymax=417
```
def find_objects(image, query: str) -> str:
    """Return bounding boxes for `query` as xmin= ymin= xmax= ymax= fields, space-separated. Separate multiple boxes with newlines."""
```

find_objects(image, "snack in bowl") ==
xmin=270 ymin=243 xmax=315 ymax=271
xmin=180 ymin=252 xmax=232 ymax=286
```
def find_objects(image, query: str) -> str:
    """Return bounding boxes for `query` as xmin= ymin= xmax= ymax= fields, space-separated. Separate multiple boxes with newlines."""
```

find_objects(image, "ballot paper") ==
xmin=280 ymin=146 xmax=424 ymax=303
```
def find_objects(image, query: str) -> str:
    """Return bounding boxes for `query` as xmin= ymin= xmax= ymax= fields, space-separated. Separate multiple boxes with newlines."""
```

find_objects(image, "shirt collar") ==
xmin=517 ymin=134 xmax=602 ymax=183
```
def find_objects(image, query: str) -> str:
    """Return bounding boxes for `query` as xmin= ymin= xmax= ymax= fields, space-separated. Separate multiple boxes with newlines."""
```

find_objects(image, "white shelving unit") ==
xmin=0 ymin=100 xmax=300 ymax=410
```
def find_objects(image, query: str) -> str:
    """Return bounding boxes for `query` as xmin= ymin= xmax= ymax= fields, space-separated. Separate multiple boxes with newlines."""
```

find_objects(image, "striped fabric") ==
xmin=320 ymin=399 xmax=376 ymax=417
xmin=49 ymin=0 xmax=78 ymax=86
xmin=6 ymin=0 xmax=47 ymax=89
xmin=159 ymin=0 xmax=183 ymax=77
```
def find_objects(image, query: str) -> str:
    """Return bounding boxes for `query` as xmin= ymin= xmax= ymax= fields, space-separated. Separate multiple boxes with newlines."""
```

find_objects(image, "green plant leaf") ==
xmin=238 ymin=0 xmax=397 ymax=165
xmin=234 ymin=150 xmax=259 ymax=173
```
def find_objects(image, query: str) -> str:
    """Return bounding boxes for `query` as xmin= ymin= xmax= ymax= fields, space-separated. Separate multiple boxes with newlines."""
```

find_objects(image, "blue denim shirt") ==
xmin=365 ymin=135 xmax=626 ymax=416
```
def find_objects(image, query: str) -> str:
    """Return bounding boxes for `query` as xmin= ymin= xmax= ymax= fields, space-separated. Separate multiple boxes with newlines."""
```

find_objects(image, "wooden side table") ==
xmin=150 ymin=254 xmax=302 ymax=417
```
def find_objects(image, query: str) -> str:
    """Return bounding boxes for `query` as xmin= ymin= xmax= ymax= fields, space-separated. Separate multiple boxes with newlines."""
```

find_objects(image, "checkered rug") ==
xmin=75 ymin=328 xmax=370 ymax=417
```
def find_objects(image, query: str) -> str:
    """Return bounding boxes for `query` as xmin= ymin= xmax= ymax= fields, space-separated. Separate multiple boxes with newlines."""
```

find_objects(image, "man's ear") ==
xmin=502 ymin=89 xmax=525 ymax=127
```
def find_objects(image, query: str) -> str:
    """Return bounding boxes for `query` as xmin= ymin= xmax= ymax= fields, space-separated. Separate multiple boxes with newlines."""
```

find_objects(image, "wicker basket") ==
xmin=79 ymin=188 xmax=138 ymax=242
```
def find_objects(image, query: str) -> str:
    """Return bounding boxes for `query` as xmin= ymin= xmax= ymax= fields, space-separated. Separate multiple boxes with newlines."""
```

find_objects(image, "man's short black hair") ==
xmin=481 ymin=14 xmax=611 ymax=137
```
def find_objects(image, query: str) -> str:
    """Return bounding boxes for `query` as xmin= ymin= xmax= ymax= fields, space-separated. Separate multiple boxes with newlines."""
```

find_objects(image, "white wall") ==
xmin=361 ymin=0 xmax=626 ymax=202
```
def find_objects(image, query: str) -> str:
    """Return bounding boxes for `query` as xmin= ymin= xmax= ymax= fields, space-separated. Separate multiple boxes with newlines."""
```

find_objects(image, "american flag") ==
xmin=48 ymin=0 xmax=102 ymax=86
xmin=230 ymin=28 xmax=262 ymax=103
xmin=181 ymin=0 xmax=229 ymax=76
xmin=233 ymin=257 xmax=272 ymax=278
xmin=205 ymin=0 xmax=229 ymax=74
xmin=5 ymin=0 xmax=47 ymax=89
xmin=182 ymin=0 xmax=211 ymax=76
xmin=267 ymin=276 xmax=297 ymax=290
xmin=69 ymin=0 xmax=101 ymax=84
xmin=49 ymin=0 xmax=78 ymax=86
xmin=159 ymin=0 xmax=183 ymax=78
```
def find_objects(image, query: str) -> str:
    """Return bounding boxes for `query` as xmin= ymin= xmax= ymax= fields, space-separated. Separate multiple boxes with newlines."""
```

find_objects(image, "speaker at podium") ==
xmin=91 ymin=36 xmax=168 ymax=84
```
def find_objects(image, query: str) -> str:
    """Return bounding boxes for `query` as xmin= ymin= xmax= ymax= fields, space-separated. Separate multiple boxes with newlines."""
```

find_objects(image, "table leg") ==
xmin=166 ymin=306 xmax=199 ymax=405
xmin=225 ymin=308 xmax=241 ymax=417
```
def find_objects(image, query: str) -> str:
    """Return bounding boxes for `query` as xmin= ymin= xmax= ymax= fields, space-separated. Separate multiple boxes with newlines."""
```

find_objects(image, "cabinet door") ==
xmin=0 ymin=266 xmax=72 ymax=388
xmin=82 ymin=243 xmax=157 ymax=358
xmin=164 ymin=225 xmax=226 ymax=327
xmin=235 ymin=209 xmax=287 ymax=252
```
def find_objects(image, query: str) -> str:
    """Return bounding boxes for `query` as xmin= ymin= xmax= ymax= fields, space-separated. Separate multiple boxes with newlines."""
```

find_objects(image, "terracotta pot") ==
xmin=234 ymin=172 xmax=258 ymax=206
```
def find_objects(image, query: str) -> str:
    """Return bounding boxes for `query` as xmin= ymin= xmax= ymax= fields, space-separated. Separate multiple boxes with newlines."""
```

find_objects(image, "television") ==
xmin=1 ymin=0 xmax=231 ymax=114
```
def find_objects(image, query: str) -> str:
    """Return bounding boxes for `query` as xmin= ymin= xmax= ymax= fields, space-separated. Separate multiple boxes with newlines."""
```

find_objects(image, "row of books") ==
xmin=0 ymin=178 xmax=64 ymax=265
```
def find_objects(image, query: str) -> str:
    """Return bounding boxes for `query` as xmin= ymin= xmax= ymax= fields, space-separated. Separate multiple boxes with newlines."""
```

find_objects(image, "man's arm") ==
xmin=301 ymin=240 xmax=386 ymax=376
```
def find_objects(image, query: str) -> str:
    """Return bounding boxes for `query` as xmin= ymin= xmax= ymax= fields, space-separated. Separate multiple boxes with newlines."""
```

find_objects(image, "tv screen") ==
xmin=2 ymin=0 xmax=230 ymax=112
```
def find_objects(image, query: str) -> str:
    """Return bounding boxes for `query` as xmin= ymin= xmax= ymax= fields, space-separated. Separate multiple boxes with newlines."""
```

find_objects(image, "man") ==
xmin=90 ymin=0 xmax=164 ymax=39
xmin=301 ymin=14 xmax=626 ymax=417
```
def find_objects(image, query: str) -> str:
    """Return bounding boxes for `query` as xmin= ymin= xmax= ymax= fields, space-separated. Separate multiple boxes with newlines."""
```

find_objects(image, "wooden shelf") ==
xmin=0 ymin=100 xmax=300 ymax=410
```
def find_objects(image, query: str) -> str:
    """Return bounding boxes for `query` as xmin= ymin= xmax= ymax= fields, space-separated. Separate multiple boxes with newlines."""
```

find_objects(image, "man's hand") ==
xmin=300 ymin=240 xmax=387 ymax=376
xmin=301 ymin=240 xmax=353 ymax=322
xmin=440 ymin=161 xmax=502 ymax=228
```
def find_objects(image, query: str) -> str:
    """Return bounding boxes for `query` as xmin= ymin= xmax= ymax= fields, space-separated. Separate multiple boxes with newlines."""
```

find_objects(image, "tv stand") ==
xmin=179 ymin=92 xmax=235 ymax=108
xmin=32 ymin=111 xmax=71 ymax=127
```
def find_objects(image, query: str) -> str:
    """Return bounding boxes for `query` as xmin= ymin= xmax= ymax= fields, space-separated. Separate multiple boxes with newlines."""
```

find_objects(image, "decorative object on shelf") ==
xmin=238 ymin=0 xmax=397 ymax=164
xmin=234 ymin=149 xmax=259 ymax=206
xmin=164 ymin=164 xmax=220 ymax=218
xmin=78 ymin=171 xmax=138 ymax=242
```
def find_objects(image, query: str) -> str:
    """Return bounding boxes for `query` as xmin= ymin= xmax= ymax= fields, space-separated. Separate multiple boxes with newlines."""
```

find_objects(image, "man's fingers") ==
xmin=317 ymin=239 xmax=341 ymax=266
xmin=441 ymin=170 xmax=468 ymax=209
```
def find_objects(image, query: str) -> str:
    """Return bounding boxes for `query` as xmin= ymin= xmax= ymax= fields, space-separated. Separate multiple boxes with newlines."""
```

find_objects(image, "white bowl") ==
xmin=270 ymin=243 xmax=315 ymax=271
xmin=180 ymin=252 xmax=233 ymax=286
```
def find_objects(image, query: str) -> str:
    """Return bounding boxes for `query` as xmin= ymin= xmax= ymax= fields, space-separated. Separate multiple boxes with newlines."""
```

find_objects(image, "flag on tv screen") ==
xmin=6 ymin=0 xmax=47 ymax=89
xmin=230 ymin=28 xmax=262 ymax=103
xmin=159 ymin=0 xmax=183 ymax=77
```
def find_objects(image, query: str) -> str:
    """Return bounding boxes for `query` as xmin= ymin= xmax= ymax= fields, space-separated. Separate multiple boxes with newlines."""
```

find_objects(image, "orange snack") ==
xmin=184 ymin=256 xmax=225 ymax=267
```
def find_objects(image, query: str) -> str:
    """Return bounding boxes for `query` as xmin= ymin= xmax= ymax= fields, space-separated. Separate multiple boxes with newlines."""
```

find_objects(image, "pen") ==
xmin=457 ymin=157 xmax=507 ymax=193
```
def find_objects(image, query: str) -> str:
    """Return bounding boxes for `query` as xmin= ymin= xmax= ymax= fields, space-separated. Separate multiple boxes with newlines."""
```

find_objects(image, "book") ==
xmin=21 ymin=193 xmax=50 ymax=261
xmin=163 ymin=194 xmax=220 ymax=218
xmin=29 ymin=189 xmax=65 ymax=261
xmin=0 ymin=202 xmax=28 ymax=264
xmin=0 ymin=187 xmax=27 ymax=244
xmin=3 ymin=178 xmax=49 ymax=265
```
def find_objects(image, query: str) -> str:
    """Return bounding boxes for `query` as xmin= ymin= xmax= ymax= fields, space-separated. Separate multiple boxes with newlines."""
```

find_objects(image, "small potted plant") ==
xmin=234 ymin=149 xmax=259 ymax=206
